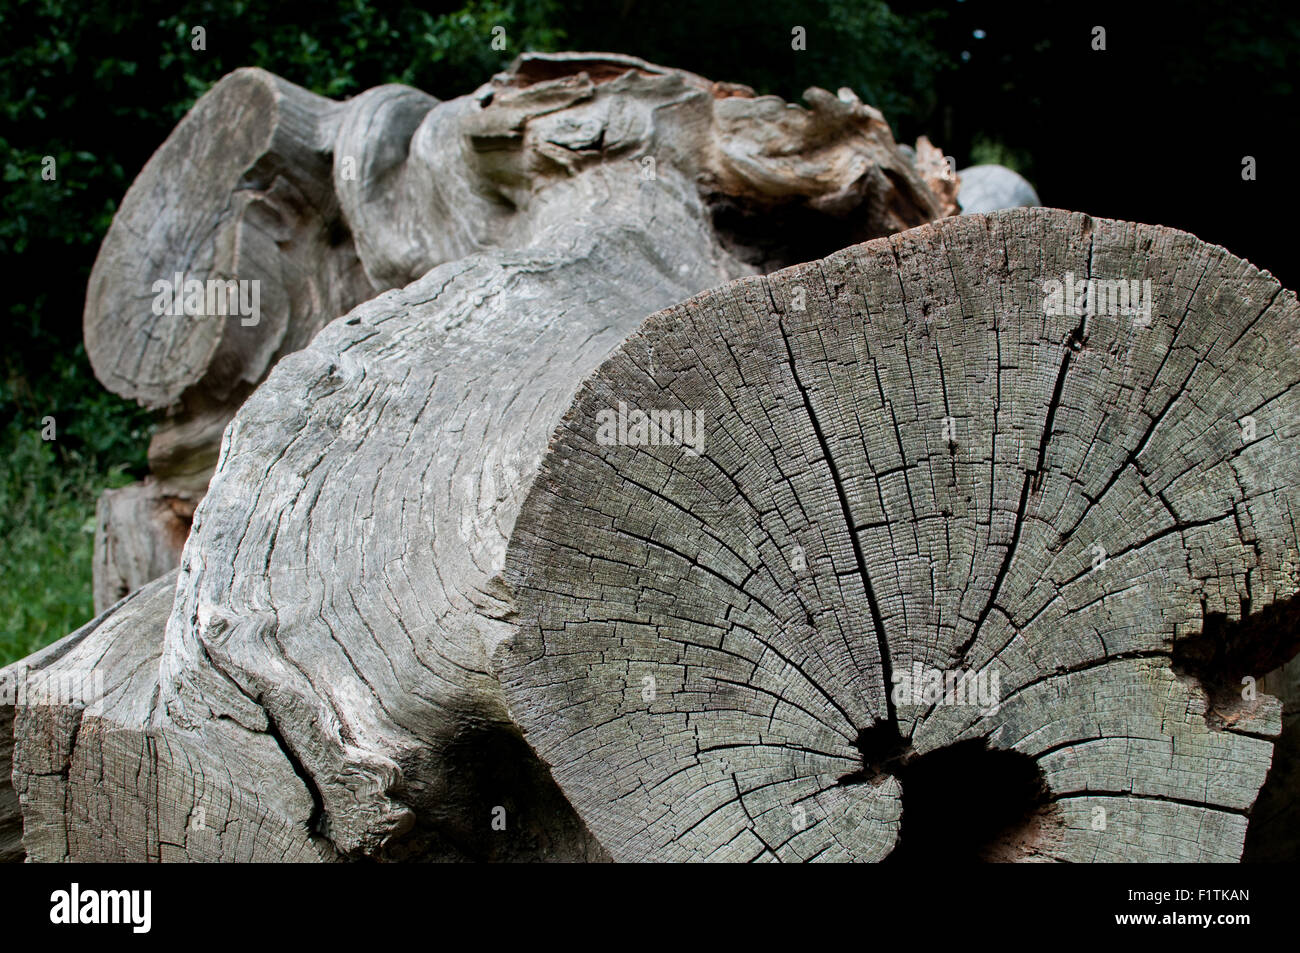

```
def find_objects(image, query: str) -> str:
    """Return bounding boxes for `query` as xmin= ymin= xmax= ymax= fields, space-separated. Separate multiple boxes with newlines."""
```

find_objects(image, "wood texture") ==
xmin=92 ymin=480 xmax=192 ymax=612
xmin=21 ymin=54 xmax=960 ymax=861
xmin=7 ymin=572 xmax=339 ymax=861
xmin=12 ymin=57 xmax=1295 ymax=864
xmin=82 ymin=67 xmax=379 ymax=612
xmin=84 ymin=53 xmax=956 ymax=612
xmin=498 ymin=208 xmax=1298 ymax=862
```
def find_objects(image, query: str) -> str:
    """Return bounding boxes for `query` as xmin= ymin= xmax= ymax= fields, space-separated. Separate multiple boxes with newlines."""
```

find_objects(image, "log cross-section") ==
xmin=497 ymin=208 xmax=1299 ymax=862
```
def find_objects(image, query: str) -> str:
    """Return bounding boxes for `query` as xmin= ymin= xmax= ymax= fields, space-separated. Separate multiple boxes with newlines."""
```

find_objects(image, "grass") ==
xmin=0 ymin=425 xmax=137 ymax=667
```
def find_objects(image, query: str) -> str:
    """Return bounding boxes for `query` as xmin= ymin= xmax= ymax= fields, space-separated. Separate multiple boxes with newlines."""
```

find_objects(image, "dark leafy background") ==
xmin=1 ymin=0 xmax=1296 ymax=661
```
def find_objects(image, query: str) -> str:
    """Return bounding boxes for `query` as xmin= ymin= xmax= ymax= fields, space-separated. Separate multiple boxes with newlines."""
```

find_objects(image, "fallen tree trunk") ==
xmin=13 ymin=54 xmax=966 ymax=861
xmin=8 ymin=57 xmax=1298 ymax=864
xmin=15 ymin=206 xmax=1298 ymax=863
xmin=84 ymin=53 xmax=956 ymax=613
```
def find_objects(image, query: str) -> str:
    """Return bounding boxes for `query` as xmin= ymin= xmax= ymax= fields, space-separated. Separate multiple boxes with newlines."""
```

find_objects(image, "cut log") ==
xmin=2 ymin=575 xmax=182 ymax=863
xmin=6 ymin=572 xmax=341 ymax=862
xmin=20 ymin=206 xmax=1297 ymax=862
xmin=83 ymin=68 xmax=372 ymax=413
xmin=496 ymin=209 xmax=1299 ymax=861
xmin=82 ymin=67 xmax=379 ymax=612
xmin=92 ymin=480 xmax=192 ymax=611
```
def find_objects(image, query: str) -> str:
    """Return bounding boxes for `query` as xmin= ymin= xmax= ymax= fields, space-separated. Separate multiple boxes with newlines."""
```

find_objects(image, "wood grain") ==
xmin=498 ymin=208 xmax=1298 ymax=861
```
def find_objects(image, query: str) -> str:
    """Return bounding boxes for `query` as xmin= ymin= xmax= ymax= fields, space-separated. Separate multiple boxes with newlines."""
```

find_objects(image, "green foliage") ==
xmin=0 ymin=426 xmax=135 ymax=665
xmin=968 ymin=136 xmax=1031 ymax=176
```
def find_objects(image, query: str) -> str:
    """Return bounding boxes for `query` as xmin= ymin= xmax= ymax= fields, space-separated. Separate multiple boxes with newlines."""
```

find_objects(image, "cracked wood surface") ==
xmin=497 ymin=208 xmax=1298 ymax=861
xmin=84 ymin=68 xmax=380 ymax=612
xmin=4 ymin=572 xmax=336 ymax=861
xmin=143 ymin=198 xmax=731 ymax=860
xmin=85 ymin=53 xmax=956 ymax=614
xmin=12 ymin=205 xmax=1297 ymax=862
xmin=11 ymin=56 xmax=1296 ymax=863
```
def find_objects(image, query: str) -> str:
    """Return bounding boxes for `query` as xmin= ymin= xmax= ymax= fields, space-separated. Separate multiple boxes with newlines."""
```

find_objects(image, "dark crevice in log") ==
xmin=1054 ymin=789 xmax=1250 ymax=817
xmin=708 ymin=194 xmax=876 ymax=273
xmin=877 ymin=740 xmax=1050 ymax=864
xmin=1176 ymin=594 xmax=1300 ymax=860
xmin=1242 ymin=711 xmax=1300 ymax=862
xmin=1175 ymin=593 xmax=1300 ymax=692
xmin=958 ymin=313 xmax=1089 ymax=663
xmin=876 ymin=167 xmax=938 ymax=235
xmin=777 ymin=317 xmax=897 ymax=737
xmin=262 ymin=707 xmax=326 ymax=840
xmin=839 ymin=722 xmax=913 ymax=786
xmin=414 ymin=722 xmax=609 ymax=863
xmin=1173 ymin=594 xmax=1300 ymax=861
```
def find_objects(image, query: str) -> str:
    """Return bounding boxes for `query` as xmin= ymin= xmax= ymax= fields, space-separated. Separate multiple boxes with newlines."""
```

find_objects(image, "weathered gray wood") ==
xmin=24 ymin=54 xmax=958 ymax=860
xmin=26 ymin=56 xmax=1294 ymax=864
xmin=92 ymin=480 xmax=191 ymax=611
xmin=85 ymin=54 xmax=956 ymax=613
xmin=2 ymin=576 xmax=173 ymax=862
xmin=83 ymin=67 xmax=381 ymax=612
xmin=141 ymin=166 xmax=746 ymax=860
xmin=83 ymin=67 xmax=373 ymax=412
xmin=44 ymin=207 xmax=1296 ymax=863
xmin=7 ymin=571 xmax=340 ymax=862
xmin=497 ymin=208 xmax=1298 ymax=861
xmin=2 ymin=592 xmax=113 ymax=862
